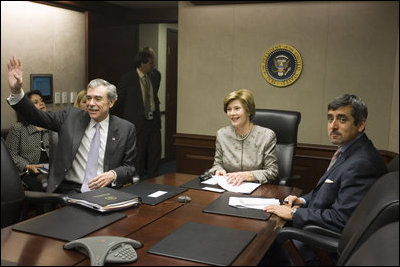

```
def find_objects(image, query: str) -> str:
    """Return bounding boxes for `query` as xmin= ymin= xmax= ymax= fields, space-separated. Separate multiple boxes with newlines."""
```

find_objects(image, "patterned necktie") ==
xmin=81 ymin=123 xmax=100 ymax=193
xmin=142 ymin=75 xmax=151 ymax=116
xmin=327 ymin=148 xmax=341 ymax=171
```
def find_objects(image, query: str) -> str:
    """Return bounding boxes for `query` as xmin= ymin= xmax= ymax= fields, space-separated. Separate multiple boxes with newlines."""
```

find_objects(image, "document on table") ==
xmin=199 ymin=176 xmax=225 ymax=192
xmin=229 ymin=197 xmax=280 ymax=210
xmin=215 ymin=175 xmax=261 ymax=194
xmin=201 ymin=176 xmax=218 ymax=185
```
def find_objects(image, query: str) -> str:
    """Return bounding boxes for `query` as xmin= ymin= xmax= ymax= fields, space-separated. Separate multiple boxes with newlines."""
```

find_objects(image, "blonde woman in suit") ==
xmin=209 ymin=89 xmax=279 ymax=185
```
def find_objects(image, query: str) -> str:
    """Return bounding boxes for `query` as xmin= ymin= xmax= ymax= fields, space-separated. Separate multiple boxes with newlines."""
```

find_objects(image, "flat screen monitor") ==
xmin=30 ymin=74 xmax=53 ymax=104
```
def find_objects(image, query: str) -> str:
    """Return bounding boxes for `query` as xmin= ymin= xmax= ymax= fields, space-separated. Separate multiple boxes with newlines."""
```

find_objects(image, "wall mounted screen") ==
xmin=30 ymin=74 xmax=53 ymax=104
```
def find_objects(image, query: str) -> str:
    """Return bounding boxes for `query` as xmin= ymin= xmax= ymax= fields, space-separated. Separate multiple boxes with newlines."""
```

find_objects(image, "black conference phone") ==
xmin=64 ymin=236 xmax=143 ymax=266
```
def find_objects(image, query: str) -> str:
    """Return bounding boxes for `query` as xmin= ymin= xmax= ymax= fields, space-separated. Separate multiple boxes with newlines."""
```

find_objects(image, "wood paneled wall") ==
xmin=174 ymin=133 xmax=397 ymax=193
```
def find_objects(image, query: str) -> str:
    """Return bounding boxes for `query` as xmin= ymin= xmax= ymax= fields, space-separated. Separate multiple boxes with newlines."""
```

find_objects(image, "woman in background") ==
xmin=6 ymin=90 xmax=50 ymax=191
xmin=74 ymin=89 xmax=87 ymax=111
xmin=208 ymin=89 xmax=279 ymax=185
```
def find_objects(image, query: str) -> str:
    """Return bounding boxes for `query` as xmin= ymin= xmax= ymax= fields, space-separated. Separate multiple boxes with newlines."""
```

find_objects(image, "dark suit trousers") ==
xmin=135 ymin=119 xmax=161 ymax=180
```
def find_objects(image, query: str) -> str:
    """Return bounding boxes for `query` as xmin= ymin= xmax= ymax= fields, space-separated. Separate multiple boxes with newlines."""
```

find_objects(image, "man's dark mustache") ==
xmin=330 ymin=131 xmax=341 ymax=136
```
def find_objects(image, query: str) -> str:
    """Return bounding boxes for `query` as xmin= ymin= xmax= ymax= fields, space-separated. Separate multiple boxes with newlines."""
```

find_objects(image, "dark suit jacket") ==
xmin=112 ymin=69 xmax=161 ymax=134
xmin=293 ymin=134 xmax=387 ymax=233
xmin=10 ymin=95 xmax=136 ymax=193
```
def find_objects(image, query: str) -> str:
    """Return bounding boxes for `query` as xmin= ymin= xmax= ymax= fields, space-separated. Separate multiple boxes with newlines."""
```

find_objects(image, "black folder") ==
xmin=12 ymin=206 xmax=126 ymax=241
xmin=121 ymin=182 xmax=187 ymax=205
xmin=148 ymin=221 xmax=256 ymax=266
xmin=202 ymin=192 xmax=271 ymax=220
xmin=180 ymin=176 xmax=223 ymax=191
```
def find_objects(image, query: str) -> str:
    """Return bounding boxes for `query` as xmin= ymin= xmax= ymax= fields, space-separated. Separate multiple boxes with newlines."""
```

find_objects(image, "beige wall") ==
xmin=177 ymin=1 xmax=399 ymax=153
xmin=1 ymin=1 xmax=85 ymax=129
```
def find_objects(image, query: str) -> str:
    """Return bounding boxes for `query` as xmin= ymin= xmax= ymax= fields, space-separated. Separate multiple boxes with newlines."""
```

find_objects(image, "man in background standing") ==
xmin=113 ymin=47 xmax=161 ymax=180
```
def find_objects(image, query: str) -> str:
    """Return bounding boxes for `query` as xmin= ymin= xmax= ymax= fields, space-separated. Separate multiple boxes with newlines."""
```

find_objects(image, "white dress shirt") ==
xmin=136 ymin=68 xmax=155 ymax=112
xmin=65 ymin=117 xmax=109 ymax=184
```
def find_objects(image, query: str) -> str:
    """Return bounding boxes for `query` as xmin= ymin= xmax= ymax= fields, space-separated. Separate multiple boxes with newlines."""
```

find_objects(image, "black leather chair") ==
xmin=276 ymin=171 xmax=399 ymax=265
xmin=1 ymin=137 xmax=25 ymax=227
xmin=1 ymin=138 xmax=64 ymax=228
xmin=252 ymin=109 xmax=301 ymax=186
xmin=342 ymin=221 xmax=399 ymax=266
xmin=387 ymin=154 xmax=399 ymax=172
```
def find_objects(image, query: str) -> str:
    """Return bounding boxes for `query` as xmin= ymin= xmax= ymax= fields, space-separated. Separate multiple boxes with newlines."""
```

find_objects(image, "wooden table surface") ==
xmin=1 ymin=173 xmax=301 ymax=266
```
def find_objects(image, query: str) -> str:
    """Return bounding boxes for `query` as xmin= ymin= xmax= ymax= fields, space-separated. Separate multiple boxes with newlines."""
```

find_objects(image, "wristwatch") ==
xmin=291 ymin=207 xmax=297 ymax=218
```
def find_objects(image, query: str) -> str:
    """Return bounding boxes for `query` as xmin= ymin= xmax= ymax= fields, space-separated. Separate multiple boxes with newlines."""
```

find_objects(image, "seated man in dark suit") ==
xmin=7 ymin=56 xmax=137 ymax=195
xmin=262 ymin=94 xmax=387 ymax=265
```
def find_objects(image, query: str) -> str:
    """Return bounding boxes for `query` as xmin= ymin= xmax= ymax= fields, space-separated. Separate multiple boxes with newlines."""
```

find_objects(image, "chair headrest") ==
xmin=253 ymin=109 xmax=301 ymax=144
xmin=387 ymin=154 xmax=399 ymax=172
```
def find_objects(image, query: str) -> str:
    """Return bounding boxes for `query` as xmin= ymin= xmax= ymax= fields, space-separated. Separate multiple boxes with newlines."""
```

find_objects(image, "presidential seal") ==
xmin=261 ymin=44 xmax=302 ymax=87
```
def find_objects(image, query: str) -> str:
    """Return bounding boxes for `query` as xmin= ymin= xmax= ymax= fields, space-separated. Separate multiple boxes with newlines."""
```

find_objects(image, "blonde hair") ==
xmin=74 ymin=89 xmax=87 ymax=108
xmin=223 ymin=89 xmax=255 ymax=120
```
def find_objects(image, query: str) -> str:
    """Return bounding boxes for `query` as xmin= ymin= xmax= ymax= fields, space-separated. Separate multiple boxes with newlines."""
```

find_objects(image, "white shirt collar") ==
xmin=136 ymin=68 xmax=145 ymax=79
xmin=89 ymin=114 xmax=110 ymax=131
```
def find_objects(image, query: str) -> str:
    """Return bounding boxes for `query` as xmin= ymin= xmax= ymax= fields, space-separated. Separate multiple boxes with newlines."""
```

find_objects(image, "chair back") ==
xmin=48 ymin=131 xmax=58 ymax=175
xmin=1 ymin=138 xmax=25 ymax=228
xmin=337 ymin=171 xmax=399 ymax=265
xmin=252 ymin=109 xmax=301 ymax=184
xmin=343 ymin=221 xmax=399 ymax=266
xmin=387 ymin=154 xmax=399 ymax=172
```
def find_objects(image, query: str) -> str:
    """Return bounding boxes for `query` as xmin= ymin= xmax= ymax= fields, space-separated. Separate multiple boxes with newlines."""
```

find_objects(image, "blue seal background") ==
xmin=265 ymin=49 xmax=297 ymax=81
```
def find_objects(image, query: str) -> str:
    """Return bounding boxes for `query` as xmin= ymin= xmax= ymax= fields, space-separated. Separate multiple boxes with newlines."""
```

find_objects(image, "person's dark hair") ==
xmin=134 ymin=47 xmax=155 ymax=68
xmin=26 ymin=90 xmax=43 ymax=100
xmin=17 ymin=90 xmax=44 ymax=125
xmin=328 ymin=94 xmax=368 ymax=126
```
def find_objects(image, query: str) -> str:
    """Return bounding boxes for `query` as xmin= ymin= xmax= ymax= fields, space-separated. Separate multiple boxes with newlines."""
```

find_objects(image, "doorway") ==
xmin=164 ymin=29 xmax=178 ymax=162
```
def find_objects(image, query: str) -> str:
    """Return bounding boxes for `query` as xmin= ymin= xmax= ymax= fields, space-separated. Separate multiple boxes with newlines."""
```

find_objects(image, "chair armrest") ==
xmin=276 ymin=227 xmax=339 ymax=253
xmin=24 ymin=191 xmax=66 ymax=205
xmin=303 ymin=225 xmax=341 ymax=239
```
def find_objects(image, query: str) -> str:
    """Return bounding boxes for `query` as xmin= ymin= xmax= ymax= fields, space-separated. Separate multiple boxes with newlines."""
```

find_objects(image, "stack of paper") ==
xmin=215 ymin=175 xmax=261 ymax=194
xmin=228 ymin=197 xmax=280 ymax=210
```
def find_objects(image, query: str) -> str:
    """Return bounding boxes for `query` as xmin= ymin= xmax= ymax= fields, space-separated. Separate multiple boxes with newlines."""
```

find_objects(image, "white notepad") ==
xmin=215 ymin=175 xmax=261 ymax=194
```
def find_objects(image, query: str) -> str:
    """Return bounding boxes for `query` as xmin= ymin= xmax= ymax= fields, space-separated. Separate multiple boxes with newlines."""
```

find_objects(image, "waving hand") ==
xmin=7 ymin=56 xmax=23 ymax=94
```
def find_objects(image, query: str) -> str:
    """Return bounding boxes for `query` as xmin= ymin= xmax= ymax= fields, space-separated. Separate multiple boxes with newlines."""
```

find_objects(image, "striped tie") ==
xmin=142 ymin=75 xmax=151 ymax=117
xmin=81 ymin=123 xmax=100 ymax=192
xmin=327 ymin=148 xmax=341 ymax=171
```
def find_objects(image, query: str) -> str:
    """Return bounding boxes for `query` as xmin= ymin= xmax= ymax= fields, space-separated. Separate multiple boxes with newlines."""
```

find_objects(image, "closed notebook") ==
xmin=12 ymin=206 xmax=126 ymax=241
xmin=64 ymin=187 xmax=141 ymax=212
xmin=203 ymin=192 xmax=271 ymax=220
xmin=148 ymin=221 xmax=256 ymax=266
xmin=121 ymin=182 xmax=187 ymax=205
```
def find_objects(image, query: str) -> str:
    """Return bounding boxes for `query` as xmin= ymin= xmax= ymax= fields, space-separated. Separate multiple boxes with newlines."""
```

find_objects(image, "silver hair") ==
xmin=87 ymin=78 xmax=118 ymax=102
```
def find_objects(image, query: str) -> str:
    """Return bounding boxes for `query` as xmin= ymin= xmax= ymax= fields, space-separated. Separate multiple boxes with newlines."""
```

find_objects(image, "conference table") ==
xmin=1 ymin=173 xmax=302 ymax=266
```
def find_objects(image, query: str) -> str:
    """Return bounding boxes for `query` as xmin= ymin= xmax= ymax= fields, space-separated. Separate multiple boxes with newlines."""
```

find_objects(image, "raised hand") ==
xmin=7 ymin=56 xmax=23 ymax=94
